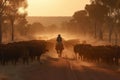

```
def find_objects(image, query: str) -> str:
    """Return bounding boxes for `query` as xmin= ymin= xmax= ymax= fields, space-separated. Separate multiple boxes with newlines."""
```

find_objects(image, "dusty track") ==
xmin=21 ymin=58 xmax=120 ymax=80
xmin=0 ymin=57 xmax=120 ymax=80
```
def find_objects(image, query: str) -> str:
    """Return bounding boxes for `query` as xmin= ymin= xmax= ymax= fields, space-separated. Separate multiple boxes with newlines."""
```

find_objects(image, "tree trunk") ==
xmin=11 ymin=20 xmax=14 ymax=42
xmin=99 ymin=29 xmax=103 ymax=40
xmin=98 ymin=23 xmax=103 ymax=40
xmin=108 ymin=9 xmax=113 ymax=43
xmin=109 ymin=31 xmax=112 ymax=43
xmin=109 ymin=25 xmax=113 ymax=43
xmin=0 ymin=15 xmax=2 ymax=44
xmin=94 ymin=20 xmax=97 ymax=39
xmin=115 ymin=33 xmax=118 ymax=46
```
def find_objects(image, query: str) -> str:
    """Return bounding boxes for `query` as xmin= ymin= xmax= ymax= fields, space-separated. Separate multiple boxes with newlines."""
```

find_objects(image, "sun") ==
xmin=18 ymin=7 xmax=26 ymax=14
xmin=18 ymin=7 xmax=24 ymax=14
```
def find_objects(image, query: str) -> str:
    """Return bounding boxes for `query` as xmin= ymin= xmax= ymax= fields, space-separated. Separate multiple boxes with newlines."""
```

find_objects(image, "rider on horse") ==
xmin=55 ymin=34 xmax=64 ymax=56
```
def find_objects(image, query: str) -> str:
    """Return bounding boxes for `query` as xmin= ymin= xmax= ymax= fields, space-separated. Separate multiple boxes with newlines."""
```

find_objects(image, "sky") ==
xmin=27 ymin=0 xmax=90 ymax=16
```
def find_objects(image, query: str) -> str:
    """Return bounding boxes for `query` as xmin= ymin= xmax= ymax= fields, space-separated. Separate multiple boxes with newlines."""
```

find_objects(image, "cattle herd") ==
xmin=0 ymin=40 xmax=48 ymax=65
xmin=74 ymin=44 xmax=120 ymax=65
xmin=0 ymin=40 xmax=120 ymax=66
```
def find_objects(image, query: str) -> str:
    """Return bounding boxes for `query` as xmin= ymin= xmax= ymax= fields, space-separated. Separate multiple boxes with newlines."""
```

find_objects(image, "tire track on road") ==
xmin=67 ymin=60 xmax=120 ymax=80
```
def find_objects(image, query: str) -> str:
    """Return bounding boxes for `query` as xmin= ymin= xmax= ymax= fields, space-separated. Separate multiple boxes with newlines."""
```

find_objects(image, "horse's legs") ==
xmin=57 ymin=50 xmax=59 ymax=54
xmin=57 ymin=50 xmax=62 ymax=58
xmin=59 ymin=50 xmax=62 ymax=57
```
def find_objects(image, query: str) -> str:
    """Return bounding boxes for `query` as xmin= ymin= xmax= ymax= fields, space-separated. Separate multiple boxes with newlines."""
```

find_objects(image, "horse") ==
xmin=55 ymin=43 xmax=64 ymax=57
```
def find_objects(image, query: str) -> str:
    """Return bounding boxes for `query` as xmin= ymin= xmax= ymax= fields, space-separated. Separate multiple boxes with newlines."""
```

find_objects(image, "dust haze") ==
xmin=2 ymin=14 xmax=120 ymax=59
xmin=2 ymin=17 xmax=115 ymax=45
xmin=2 ymin=16 xmax=117 ymax=59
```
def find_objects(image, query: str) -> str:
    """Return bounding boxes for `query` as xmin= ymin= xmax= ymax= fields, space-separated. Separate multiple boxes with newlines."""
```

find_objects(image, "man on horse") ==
xmin=55 ymin=34 xmax=64 ymax=57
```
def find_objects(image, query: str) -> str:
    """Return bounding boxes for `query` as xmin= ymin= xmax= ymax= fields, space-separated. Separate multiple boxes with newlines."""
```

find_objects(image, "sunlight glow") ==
xmin=18 ymin=7 xmax=26 ymax=14
xmin=27 ymin=0 xmax=90 ymax=16
xmin=34 ymin=33 xmax=81 ymax=40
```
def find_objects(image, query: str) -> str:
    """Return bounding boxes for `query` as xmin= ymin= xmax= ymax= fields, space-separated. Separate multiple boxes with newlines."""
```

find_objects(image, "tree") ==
xmin=0 ymin=0 xmax=8 ymax=43
xmin=91 ymin=0 xmax=120 ymax=42
xmin=0 ymin=0 xmax=27 ymax=43
xmin=29 ymin=22 xmax=45 ymax=35
xmin=7 ymin=0 xmax=27 ymax=41
xmin=16 ymin=15 xmax=28 ymax=36
xmin=73 ymin=10 xmax=90 ymax=35
xmin=85 ymin=2 xmax=108 ymax=40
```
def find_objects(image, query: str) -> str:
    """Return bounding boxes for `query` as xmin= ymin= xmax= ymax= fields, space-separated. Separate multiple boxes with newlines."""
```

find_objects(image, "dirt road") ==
xmin=0 ymin=57 xmax=120 ymax=80
xmin=21 ymin=58 xmax=120 ymax=80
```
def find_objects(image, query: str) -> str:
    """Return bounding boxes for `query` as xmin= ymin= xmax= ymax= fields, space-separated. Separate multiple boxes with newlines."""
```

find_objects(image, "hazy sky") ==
xmin=27 ymin=0 xmax=90 ymax=16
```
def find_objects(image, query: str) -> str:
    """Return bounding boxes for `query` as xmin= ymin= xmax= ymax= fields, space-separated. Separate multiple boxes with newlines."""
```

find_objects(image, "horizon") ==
xmin=26 ymin=16 xmax=72 ymax=26
xmin=27 ymin=16 xmax=72 ymax=17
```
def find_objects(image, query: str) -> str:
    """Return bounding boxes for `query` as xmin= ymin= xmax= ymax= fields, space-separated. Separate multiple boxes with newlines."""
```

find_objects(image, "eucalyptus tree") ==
xmin=85 ymin=1 xmax=108 ymax=39
xmin=0 ymin=0 xmax=8 ymax=43
xmin=73 ymin=10 xmax=90 ymax=35
xmin=7 ymin=0 xmax=27 ymax=41
xmin=0 ymin=0 xmax=27 ymax=43
xmin=90 ymin=0 xmax=120 ymax=42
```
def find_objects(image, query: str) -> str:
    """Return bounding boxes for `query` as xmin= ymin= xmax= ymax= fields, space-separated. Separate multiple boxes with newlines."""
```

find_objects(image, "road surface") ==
xmin=22 ymin=58 xmax=120 ymax=80
xmin=0 ymin=57 xmax=120 ymax=80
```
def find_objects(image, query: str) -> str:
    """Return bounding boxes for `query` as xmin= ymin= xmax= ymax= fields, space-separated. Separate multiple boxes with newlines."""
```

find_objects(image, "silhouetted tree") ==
xmin=17 ymin=15 xmax=28 ymax=35
xmin=0 ymin=0 xmax=8 ymax=43
xmin=0 ymin=0 xmax=28 ymax=43
xmin=29 ymin=22 xmax=45 ymax=35
xmin=91 ymin=0 xmax=120 ymax=42
xmin=85 ymin=2 xmax=108 ymax=40
xmin=73 ymin=10 xmax=90 ymax=35
xmin=7 ymin=0 xmax=27 ymax=42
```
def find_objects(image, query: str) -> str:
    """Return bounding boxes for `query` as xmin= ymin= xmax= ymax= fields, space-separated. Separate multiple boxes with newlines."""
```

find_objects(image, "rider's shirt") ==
xmin=57 ymin=36 xmax=62 ymax=43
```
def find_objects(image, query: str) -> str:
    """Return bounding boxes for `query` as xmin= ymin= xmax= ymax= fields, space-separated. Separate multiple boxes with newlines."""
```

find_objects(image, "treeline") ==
xmin=61 ymin=0 xmax=120 ymax=44
xmin=2 ymin=18 xmax=61 ymax=42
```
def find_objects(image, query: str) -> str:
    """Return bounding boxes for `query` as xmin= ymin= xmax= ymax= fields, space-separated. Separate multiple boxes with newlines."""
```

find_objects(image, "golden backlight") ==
xmin=18 ymin=7 xmax=25 ymax=14
xmin=27 ymin=0 xmax=90 ymax=16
